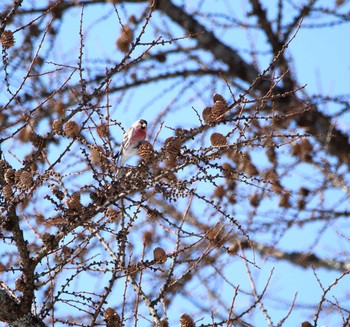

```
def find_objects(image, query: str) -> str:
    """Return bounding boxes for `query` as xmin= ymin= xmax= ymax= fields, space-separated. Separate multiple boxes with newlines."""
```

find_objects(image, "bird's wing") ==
xmin=115 ymin=126 xmax=134 ymax=164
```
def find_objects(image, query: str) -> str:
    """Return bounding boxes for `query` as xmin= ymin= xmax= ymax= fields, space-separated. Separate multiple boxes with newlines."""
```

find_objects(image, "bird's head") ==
xmin=139 ymin=119 xmax=147 ymax=129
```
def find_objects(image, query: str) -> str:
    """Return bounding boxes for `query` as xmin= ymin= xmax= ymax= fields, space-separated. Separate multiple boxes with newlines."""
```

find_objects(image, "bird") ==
xmin=115 ymin=119 xmax=148 ymax=166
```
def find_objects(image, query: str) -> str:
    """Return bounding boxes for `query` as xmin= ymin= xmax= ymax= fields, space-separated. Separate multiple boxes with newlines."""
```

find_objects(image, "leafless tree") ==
xmin=1 ymin=1 xmax=350 ymax=326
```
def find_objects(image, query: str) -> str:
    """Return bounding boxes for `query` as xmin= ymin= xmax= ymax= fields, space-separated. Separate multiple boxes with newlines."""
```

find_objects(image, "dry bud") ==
xmin=90 ymin=146 xmax=104 ymax=165
xmin=228 ymin=150 xmax=242 ymax=164
xmin=297 ymin=198 xmax=306 ymax=210
xmin=154 ymin=52 xmax=166 ymax=62
xmin=272 ymin=179 xmax=283 ymax=194
xmin=46 ymin=215 xmax=68 ymax=226
xmin=15 ymin=278 xmax=26 ymax=292
xmin=291 ymin=142 xmax=302 ymax=156
xmin=0 ymin=113 xmax=8 ymax=123
xmin=299 ymin=187 xmax=310 ymax=197
xmin=242 ymin=161 xmax=259 ymax=176
xmin=129 ymin=14 xmax=137 ymax=25
xmin=279 ymin=193 xmax=291 ymax=208
xmin=1 ymin=30 xmax=15 ymax=48
xmin=266 ymin=147 xmax=276 ymax=163
xmin=153 ymin=247 xmax=167 ymax=263
xmin=180 ymin=313 xmax=195 ymax=327
xmin=264 ymin=168 xmax=277 ymax=183
xmin=29 ymin=24 xmax=41 ymax=37
xmin=251 ymin=117 xmax=260 ymax=128
xmin=42 ymin=232 xmax=56 ymax=248
xmin=116 ymin=37 xmax=129 ymax=52
xmin=202 ymin=106 xmax=214 ymax=124
xmin=228 ymin=194 xmax=236 ymax=204
xmin=127 ymin=265 xmax=138 ymax=275
xmin=0 ymin=160 xmax=10 ymax=172
xmin=138 ymin=141 xmax=155 ymax=162
xmin=50 ymin=0 xmax=64 ymax=18
xmin=14 ymin=170 xmax=23 ymax=184
xmin=165 ymin=157 xmax=177 ymax=168
xmin=147 ymin=208 xmax=160 ymax=221
xmin=274 ymin=115 xmax=287 ymax=128
xmin=206 ymin=224 xmax=225 ymax=244
xmin=221 ymin=163 xmax=234 ymax=179
xmin=34 ymin=56 xmax=44 ymax=66
xmin=64 ymin=120 xmax=80 ymax=138
xmin=292 ymin=139 xmax=313 ymax=161
xmin=164 ymin=171 xmax=177 ymax=181
xmin=2 ymin=215 xmax=16 ymax=231
xmin=210 ymin=133 xmax=227 ymax=147
xmin=52 ymin=185 xmax=64 ymax=200
xmin=213 ymin=185 xmax=225 ymax=199
xmin=249 ymin=193 xmax=260 ymax=207
xmin=61 ymin=245 xmax=71 ymax=258
xmin=300 ymin=138 xmax=313 ymax=155
xmin=18 ymin=126 xmax=31 ymax=142
xmin=106 ymin=208 xmax=120 ymax=222
xmin=143 ymin=230 xmax=153 ymax=244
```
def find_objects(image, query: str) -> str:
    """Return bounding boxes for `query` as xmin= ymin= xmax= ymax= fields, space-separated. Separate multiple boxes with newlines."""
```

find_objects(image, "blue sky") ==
xmin=1 ymin=1 xmax=350 ymax=326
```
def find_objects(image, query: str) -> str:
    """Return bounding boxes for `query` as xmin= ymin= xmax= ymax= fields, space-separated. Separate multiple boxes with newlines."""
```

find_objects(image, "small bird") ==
xmin=115 ymin=119 xmax=148 ymax=166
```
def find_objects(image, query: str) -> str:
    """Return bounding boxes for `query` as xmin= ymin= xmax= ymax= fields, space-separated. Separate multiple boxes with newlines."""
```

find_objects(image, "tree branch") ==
xmin=0 ymin=289 xmax=47 ymax=327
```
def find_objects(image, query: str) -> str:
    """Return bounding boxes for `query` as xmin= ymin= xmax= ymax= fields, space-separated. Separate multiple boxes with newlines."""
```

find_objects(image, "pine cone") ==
xmin=221 ymin=163 xmax=234 ymax=179
xmin=4 ymin=168 xmax=16 ymax=184
xmin=210 ymin=133 xmax=227 ymax=146
xmin=104 ymin=307 xmax=121 ymax=327
xmin=0 ymin=160 xmax=10 ymax=173
xmin=301 ymin=322 xmax=313 ymax=327
xmin=153 ymin=247 xmax=167 ymax=263
xmin=147 ymin=208 xmax=160 ymax=221
xmin=116 ymin=24 xmax=134 ymax=52
xmin=2 ymin=185 xmax=13 ymax=200
xmin=54 ymin=101 xmax=66 ymax=117
xmin=97 ymin=123 xmax=109 ymax=137
xmin=202 ymin=106 xmax=214 ymax=124
xmin=19 ymin=171 xmax=34 ymax=188
xmin=1 ymin=30 xmax=15 ymax=48
xmin=64 ymin=120 xmax=80 ymax=138
xmin=213 ymin=93 xmax=226 ymax=103
xmin=180 ymin=314 xmax=195 ymax=327
xmin=212 ymin=100 xmax=228 ymax=120
xmin=67 ymin=192 xmax=82 ymax=211
xmin=164 ymin=137 xmax=182 ymax=160
xmin=52 ymin=119 xmax=62 ymax=134
xmin=30 ymin=133 xmax=46 ymax=148
xmin=138 ymin=141 xmax=155 ymax=162
xmin=213 ymin=185 xmax=225 ymax=198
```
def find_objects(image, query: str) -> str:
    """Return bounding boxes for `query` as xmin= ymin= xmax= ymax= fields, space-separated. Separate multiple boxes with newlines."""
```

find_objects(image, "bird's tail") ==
xmin=114 ymin=151 xmax=121 ymax=166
